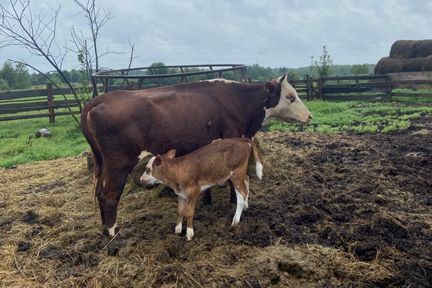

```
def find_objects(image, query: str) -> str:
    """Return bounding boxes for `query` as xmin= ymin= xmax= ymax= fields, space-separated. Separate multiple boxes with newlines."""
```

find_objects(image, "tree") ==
xmin=0 ymin=0 xmax=82 ymax=124
xmin=350 ymin=64 xmax=369 ymax=75
xmin=0 ymin=62 xmax=15 ymax=87
xmin=0 ymin=61 xmax=30 ymax=89
xmin=311 ymin=45 xmax=333 ymax=78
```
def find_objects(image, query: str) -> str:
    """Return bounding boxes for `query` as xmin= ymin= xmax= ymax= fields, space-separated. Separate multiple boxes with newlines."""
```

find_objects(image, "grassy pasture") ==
xmin=0 ymin=98 xmax=431 ymax=168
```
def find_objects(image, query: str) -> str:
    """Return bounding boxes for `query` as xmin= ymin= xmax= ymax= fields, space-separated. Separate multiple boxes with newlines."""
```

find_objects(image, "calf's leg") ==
xmin=175 ymin=196 xmax=186 ymax=235
xmin=231 ymin=177 xmax=248 ymax=226
xmin=184 ymin=189 xmax=199 ymax=241
xmin=229 ymin=180 xmax=237 ymax=204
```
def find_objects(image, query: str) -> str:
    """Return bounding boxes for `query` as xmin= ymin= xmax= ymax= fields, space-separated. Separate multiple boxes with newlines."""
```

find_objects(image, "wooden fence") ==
xmin=1 ymin=75 xmax=431 ymax=122
xmin=318 ymin=75 xmax=392 ymax=101
xmin=0 ymin=83 xmax=81 ymax=122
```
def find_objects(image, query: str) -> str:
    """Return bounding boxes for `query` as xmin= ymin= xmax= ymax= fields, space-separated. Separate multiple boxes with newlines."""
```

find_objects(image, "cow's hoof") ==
xmin=102 ymin=226 xmax=110 ymax=236
xmin=102 ymin=225 xmax=120 ymax=237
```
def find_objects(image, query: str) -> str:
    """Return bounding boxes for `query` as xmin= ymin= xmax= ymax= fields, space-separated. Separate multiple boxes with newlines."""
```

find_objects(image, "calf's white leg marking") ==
xmin=186 ymin=227 xmax=194 ymax=241
xmin=175 ymin=222 xmax=182 ymax=234
xmin=108 ymin=222 xmax=117 ymax=236
xmin=256 ymin=161 xmax=263 ymax=180
xmin=232 ymin=190 xmax=245 ymax=226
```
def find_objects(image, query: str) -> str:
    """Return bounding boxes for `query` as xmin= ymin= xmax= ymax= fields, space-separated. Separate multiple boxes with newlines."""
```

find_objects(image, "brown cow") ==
xmin=81 ymin=74 xmax=311 ymax=236
xmin=139 ymin=138 xmax=263 ymax=241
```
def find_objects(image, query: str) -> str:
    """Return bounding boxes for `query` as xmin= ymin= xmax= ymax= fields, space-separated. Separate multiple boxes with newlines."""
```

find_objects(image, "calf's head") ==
xmin=140 ymin=149 xmax=176 ymax=185
xmin=264 ymin=74 xmax=312 ymax=123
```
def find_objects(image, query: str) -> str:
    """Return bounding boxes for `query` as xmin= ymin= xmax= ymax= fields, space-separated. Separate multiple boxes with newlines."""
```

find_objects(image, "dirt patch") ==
xmin=0 ymin=117 xmax=431 ymax=287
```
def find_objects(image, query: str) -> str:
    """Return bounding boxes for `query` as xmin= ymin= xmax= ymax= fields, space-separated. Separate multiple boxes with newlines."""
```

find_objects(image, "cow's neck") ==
xmin=157 ymin=161 xmax=183 ymax=192
xmin=238 ymin=84 xmax=272 ymax=137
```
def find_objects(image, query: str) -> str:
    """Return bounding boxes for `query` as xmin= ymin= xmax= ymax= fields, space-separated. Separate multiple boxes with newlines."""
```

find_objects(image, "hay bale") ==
xmin=390 ymin=40 xmax=432 ymax=58
xmin=374 ymin=56 xmax=432 ymax=74
xmin=390 ymin=40 xmax=417 ymax=58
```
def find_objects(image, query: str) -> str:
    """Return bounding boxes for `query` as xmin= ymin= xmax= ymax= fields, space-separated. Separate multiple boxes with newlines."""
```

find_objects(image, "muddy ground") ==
xmin=0 ymin=117 xmax=431 ymax=287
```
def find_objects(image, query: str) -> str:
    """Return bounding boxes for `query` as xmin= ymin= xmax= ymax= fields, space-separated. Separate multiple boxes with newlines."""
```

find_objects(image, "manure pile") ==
xmin=375 ymin=39 xmax=432 ymax=74
xmin=1 ymin=118 xmax=431 ymax=287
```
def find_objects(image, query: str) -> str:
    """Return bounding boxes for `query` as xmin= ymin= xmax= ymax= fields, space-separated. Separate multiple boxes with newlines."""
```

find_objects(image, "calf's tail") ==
xmin=251 ymin=137 xmax=264 ymax=180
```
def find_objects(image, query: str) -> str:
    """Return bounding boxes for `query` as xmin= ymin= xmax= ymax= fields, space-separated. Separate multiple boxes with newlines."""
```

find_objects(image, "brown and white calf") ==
xmin=140 ymin=138 xmax=263 ymax=241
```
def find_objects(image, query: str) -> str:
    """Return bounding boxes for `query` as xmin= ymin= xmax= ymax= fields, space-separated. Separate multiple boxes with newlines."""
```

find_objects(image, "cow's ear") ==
xmin=265 ymin=82 xmax=276 ymax=94
xmin=279 ymin=73 xmax=287 ymax=83
xmin=154 ymin=155 xmax=163 ymax=166
xmin=165 ymin=149 xmax=176 ymax=159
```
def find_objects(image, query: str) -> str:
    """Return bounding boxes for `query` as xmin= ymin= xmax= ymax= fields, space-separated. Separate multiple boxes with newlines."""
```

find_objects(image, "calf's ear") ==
xmin=154 ymin=155 xmax=163 ymax=166
xmin=165 ymin=149 xmax=176 ymax=159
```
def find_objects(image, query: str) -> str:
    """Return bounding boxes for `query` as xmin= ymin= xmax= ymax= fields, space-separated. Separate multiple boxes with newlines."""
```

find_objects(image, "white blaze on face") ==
xmin=264 ymin=74 xmax=312 ymax=123
xmin=140 ymin=156 xmax=162 ymax=185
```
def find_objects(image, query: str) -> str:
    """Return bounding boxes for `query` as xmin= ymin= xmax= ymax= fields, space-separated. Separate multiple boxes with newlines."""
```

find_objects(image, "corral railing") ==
xmin=1 ymin=73 xmax=432 ymax=122
xmin=0 ymin=83 xmax=81 ymax=122
xmin=318 ymin=75 xmax=392 ymax=101
xmin=92 ymin=64 xmax=248 ymax=96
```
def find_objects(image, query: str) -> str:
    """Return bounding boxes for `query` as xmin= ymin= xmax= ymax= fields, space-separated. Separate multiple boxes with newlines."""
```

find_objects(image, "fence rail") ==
xmin=0 ymin=84 xmax=80 ymax=122
xmin=1 ymin=74 xmax=431 ymax=122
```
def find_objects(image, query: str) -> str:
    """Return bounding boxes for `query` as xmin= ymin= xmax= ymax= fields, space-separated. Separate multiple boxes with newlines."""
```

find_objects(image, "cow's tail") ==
xmin=251 ymin=137 xmax=264 ymax=180
xmin=80 ymin=101 xmax=103 ymax=201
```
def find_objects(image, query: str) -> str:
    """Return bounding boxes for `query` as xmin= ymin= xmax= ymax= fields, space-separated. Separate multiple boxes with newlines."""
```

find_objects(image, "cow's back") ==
xmin=82 ymin=83 xmax=263 ymax=158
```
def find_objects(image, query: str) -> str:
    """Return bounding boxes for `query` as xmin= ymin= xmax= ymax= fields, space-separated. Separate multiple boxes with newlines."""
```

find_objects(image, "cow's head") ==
xmin=139 ymin=149 xmax=176 ymax=186
xmin=264 ymin=74 xmax=312 ymax=123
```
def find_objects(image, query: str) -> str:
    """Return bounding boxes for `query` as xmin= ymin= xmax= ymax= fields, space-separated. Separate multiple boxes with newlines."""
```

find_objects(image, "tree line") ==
xmin=0 ymin=60 xmax=375 ymax=91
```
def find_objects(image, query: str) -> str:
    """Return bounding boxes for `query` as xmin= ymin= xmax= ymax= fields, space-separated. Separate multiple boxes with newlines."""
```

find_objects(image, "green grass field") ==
xmin=0 ymin=99 xmax=431 ymax=168
xmin=0 ymin=116 xmax=87 ymax=168
xmin=269 ymin=100 xmax=432 ymax=133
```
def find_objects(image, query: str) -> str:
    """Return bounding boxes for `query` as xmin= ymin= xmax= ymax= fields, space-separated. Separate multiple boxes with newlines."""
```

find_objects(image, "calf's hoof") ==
xmin=186 ymin=228 xmax=194 ymax=241
xmin=175 ymin=223 xmax=182 ymax=235
xmin=231 ymin=218 xmax=240 ymax=227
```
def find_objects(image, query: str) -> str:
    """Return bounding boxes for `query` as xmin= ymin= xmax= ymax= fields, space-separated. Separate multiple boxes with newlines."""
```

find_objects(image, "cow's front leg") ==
xmin=175 ymin=196 xmax=185 ymax=235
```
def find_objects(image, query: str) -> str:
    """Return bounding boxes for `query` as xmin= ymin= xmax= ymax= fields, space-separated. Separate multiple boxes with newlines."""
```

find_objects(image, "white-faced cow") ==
xmin=81 ymin=74 xmax=311 ymax=236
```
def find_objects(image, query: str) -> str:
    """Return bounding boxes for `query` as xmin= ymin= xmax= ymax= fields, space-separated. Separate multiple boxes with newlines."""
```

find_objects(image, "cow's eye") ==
xmin=286 ymin=95 xmax=296 ymax=103
xmin=145 ymin=167 xmax=150 ymax=174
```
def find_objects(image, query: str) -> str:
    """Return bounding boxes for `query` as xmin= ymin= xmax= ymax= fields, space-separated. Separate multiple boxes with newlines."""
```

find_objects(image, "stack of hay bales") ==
xmin=375 ymin=40 xmax=432 ymax=74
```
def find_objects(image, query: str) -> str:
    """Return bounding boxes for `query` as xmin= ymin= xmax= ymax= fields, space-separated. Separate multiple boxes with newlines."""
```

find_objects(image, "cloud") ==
xmin=1 ymin=0 xmax=431 ymax=71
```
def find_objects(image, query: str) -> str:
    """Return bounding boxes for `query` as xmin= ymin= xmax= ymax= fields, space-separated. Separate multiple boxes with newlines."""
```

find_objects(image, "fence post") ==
xmin=91 ymin=76 xmax=98 ymax=98
xmin=47 ymin=83 xmax=55 ymax=123
xmin=318 ymin=78 xmax=324 ymax=100
xmin=306 ymin=74 xmax=311 ymax=100
xmin=387 ymin=75 xmax=392 ymax=101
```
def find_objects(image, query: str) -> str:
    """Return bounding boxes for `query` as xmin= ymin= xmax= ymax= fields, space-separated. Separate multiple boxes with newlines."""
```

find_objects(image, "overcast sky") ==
xmin=1 ymin=0 xmax=432 ymax=72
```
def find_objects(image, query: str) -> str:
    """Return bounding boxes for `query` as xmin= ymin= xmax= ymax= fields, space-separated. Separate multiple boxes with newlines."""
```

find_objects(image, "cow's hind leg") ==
xmin=202 ymin=188 xmax=212 ymax=205
xmin=97 ymin=166 xmax=132 ymax=236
